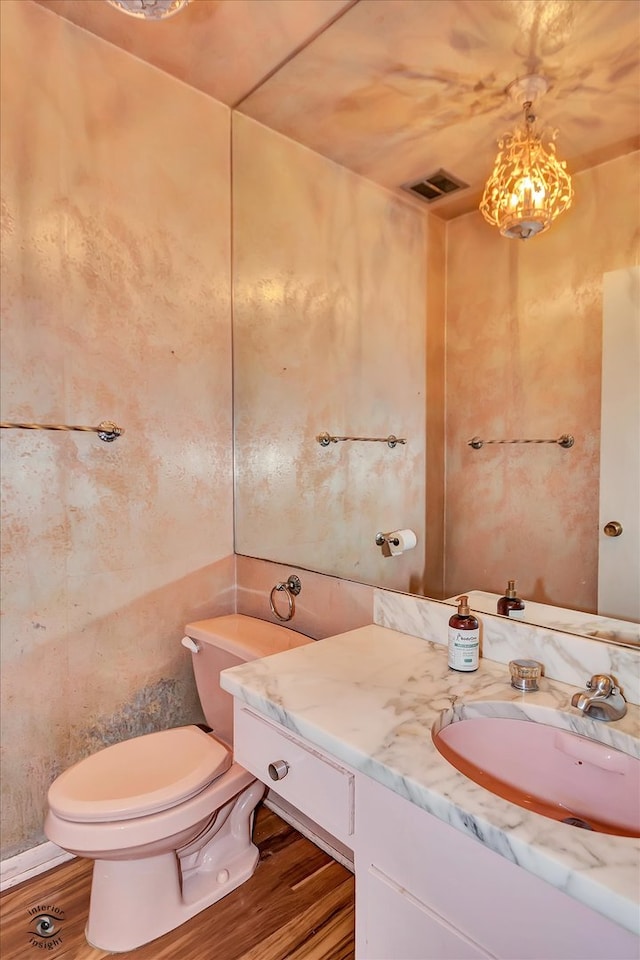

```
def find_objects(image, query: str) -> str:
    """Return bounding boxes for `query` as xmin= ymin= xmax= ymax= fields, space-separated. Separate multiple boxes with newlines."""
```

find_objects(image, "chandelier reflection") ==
xmin=480 ymin=76 xmax=573 ymax=241
xmin=106 ymin=0 xmax=191 ymax=20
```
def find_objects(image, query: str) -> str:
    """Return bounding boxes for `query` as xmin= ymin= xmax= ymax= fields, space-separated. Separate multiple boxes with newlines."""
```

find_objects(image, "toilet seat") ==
xmin=48 ymin=726 xmax=230 ymax=823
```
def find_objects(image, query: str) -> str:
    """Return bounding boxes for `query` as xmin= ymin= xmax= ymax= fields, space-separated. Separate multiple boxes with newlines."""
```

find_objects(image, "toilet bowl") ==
xmin=44 ymin=615 xmax=310 ymax=952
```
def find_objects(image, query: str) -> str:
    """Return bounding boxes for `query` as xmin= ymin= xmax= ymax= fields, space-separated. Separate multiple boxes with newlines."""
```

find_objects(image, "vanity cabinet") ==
xmin=232 ymin=701 xmax=638 ymax=960
xmin=356 ymin=775 xmax=638 ymax=960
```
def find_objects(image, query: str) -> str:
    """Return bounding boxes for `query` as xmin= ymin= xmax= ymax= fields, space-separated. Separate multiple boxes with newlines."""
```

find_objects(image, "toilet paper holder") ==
xmin=375 ymin=529 xmax=418 ymax=557
xmin=375 ymin=532 xmax=400 ymax=547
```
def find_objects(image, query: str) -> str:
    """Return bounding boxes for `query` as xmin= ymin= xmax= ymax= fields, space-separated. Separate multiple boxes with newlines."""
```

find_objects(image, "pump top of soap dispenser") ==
xmin=457 ymin=596 xmax=471 ymax=615
xmin=505 ymin=580 xmax=517 ymax=598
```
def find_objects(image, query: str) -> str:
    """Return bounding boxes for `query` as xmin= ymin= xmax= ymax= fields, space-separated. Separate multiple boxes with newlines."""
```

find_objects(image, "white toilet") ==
xmin=44 ymin=614 xmax=310 ymax=952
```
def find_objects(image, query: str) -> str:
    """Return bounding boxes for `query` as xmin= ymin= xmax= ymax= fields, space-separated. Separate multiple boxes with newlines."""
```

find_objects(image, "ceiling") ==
xmin=34 ymin=0 xmax=640 ymax=218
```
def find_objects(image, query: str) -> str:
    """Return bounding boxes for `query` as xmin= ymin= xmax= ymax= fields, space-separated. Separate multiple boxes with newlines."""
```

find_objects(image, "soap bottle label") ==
xmin=507 ymin=608 xmax=526 ymax=620
xmin=448 ymin=627 xmax=479 ymax=671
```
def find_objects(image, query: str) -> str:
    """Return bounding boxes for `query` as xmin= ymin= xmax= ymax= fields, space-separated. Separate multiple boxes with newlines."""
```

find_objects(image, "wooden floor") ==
xmin=0 ymin=806 xmax=355 ymax=960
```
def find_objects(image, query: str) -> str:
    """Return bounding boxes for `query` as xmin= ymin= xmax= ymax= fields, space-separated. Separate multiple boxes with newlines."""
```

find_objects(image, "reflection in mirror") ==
xmin=232 ymin=114 xmax=639 ymax=646
xmin=232 ymin=0 xmax=639 ymax=648
xmin=232 ymin=113 xmax=428 ymax=597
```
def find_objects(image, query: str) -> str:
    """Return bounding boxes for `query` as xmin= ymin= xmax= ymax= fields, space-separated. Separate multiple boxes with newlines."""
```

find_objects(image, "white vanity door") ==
xmin=598 ymin=266 xmax=640 ymax=621
xmin=355 ymin=773 xmax=639 ymax=960
xmin=361 ymin=865 xmax=491 ymax=960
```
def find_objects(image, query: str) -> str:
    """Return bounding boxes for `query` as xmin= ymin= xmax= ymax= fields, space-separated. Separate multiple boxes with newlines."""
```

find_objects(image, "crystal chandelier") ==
xmin=106 ymin=0 xmax=191 ymax=20
xmin=480 ymin=76 xmax=573 ymax=241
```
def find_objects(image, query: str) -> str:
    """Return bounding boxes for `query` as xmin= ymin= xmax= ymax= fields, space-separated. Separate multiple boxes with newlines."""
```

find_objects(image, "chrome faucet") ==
xmin=570 ymin=674 xmax=627 ymax=721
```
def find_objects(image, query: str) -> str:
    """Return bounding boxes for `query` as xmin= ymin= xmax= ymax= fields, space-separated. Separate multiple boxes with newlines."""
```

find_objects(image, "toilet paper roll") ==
xmin=388 ymin=529 xmax=417 ymax=556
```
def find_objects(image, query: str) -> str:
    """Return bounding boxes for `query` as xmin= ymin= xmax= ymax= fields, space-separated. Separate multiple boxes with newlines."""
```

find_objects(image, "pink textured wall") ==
xmin=444 ymin=152 xmax=640 ymax=611
xmin=0 ymin=0 xmax=235 ymax=857
xmin=236 ymin=556 xmax=374 ymax=640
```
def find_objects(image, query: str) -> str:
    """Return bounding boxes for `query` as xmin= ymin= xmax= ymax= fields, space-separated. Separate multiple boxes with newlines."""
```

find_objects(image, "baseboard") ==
xmin=1 ymin=841 xmax=74 ymax=892
xmin=264 ymin=791 xmax=354 ymax=872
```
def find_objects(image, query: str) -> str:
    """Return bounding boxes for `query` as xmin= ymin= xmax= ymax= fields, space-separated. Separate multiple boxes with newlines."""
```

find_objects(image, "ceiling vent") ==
xmin=402 ymin=169 xmax=469 ymax=203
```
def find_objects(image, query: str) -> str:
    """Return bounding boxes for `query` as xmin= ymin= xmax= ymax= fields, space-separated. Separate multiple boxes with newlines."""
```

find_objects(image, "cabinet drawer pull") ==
xmin=268 ymin=760 xmax=289 ymax=781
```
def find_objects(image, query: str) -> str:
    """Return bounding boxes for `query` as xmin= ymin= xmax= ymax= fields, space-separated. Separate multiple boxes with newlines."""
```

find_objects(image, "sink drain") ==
xmin=562 ymin=816 xmax=594 ymax=830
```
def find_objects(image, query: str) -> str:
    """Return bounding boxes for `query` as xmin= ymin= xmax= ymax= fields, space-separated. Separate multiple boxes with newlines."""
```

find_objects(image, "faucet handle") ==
xmin=509 ymin=659 xmax=542 ymax=691
xmin=586 ymin=674 xmax=616 ymax=695
xmin=572 ymin=673 xmax=626 ymax=721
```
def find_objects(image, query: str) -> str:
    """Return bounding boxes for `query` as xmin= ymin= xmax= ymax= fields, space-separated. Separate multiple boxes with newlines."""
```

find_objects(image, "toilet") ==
xmin=44 ymin=614 xmax=310 ymax=953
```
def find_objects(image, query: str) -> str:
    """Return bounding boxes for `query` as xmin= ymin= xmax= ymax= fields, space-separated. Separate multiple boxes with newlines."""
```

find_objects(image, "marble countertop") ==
xmin=220 ymin=624 xmax=640 ymax=937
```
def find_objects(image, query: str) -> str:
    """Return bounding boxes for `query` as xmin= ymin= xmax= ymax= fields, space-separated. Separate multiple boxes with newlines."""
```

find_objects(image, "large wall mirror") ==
xmin=30 ymin=0 xmax=639 ymax=645
xmin=231 ymin=0 xmax=640 ymax=645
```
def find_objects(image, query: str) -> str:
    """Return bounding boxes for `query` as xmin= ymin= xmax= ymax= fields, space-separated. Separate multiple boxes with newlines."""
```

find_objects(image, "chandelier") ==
xmin=480 ymin=76 xmax=573 ymax=240
xmin=106 ymin=0 xmax=191 ymax=20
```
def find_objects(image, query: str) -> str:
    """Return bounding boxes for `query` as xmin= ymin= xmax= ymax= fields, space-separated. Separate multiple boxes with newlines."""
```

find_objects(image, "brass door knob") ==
xmin=603 ymin=521 xmax=623 ymax=537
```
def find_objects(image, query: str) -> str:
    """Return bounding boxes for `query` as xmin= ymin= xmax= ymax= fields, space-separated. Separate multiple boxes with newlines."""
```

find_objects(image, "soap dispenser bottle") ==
xmin=448 ymin=596 xmax=479 ymax=672
xmin=497 ymin=580 xmax=525 ymax=619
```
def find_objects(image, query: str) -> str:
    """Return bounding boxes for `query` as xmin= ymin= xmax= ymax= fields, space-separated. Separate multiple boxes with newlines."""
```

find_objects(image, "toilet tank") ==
xmin=183 ymin=614 xmax=311 ymax=747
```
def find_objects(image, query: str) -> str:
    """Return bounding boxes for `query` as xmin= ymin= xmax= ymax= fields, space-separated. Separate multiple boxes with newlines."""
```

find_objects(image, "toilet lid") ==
xmin=48 ymin=726 xmax=231 ymax=823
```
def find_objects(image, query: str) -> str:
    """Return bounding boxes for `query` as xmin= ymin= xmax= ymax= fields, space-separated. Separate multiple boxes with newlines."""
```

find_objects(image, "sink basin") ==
xmin=433 ymin=714 xmax=640 ymax=837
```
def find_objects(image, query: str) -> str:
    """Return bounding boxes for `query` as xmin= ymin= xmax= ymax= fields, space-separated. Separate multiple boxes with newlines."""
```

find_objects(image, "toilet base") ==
xmin=85 ymin=779 xmax=265 ymax=952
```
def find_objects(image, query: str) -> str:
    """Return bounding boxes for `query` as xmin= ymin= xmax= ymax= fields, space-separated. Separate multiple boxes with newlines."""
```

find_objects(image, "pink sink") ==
xmin=433 ymin=716 xmax=640 ymax=837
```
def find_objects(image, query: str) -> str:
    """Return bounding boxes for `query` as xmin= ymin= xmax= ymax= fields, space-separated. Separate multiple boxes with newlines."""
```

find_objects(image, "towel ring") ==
xmin=269 ymin=575 xmax=302 ymax=622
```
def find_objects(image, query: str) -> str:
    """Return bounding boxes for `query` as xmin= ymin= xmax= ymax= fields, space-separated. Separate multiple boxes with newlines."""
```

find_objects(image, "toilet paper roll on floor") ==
xmin=388 ymin=529 xmax=417 ymax=556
